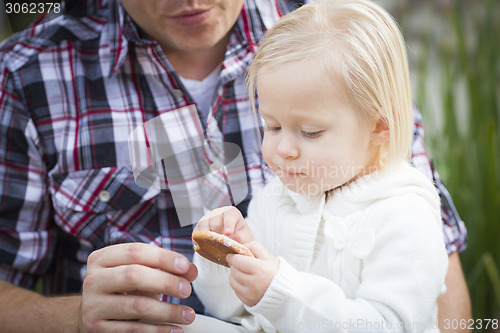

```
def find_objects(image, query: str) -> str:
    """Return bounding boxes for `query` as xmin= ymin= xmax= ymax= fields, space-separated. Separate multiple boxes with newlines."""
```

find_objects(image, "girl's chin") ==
xmin=280 ymin=179 xmax=326 ymax=197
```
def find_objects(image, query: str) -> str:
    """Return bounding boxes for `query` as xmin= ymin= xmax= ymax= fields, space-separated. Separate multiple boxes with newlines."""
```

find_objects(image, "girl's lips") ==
xmin=276 ymin=167 xmax=306 ymax=178
xmin=172 ymin=9 xmax=211 ymax=27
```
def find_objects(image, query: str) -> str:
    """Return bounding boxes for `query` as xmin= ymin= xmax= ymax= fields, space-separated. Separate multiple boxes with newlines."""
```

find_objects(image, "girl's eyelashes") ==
xmin=301 ymin=130 xmax=324 ymax=138
xmin=264 ymin=125 xmax=323 ymax=138
xmin=265 ymin=125 xmax=281 ymax=132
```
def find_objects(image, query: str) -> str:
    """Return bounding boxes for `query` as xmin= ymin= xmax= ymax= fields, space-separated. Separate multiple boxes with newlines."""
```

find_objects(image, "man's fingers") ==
xmin=87 ymin=321 xmax=183 ymax=333
xmin=180 ymin=261 xmax=198 ymax=283
xmin=126 ymin=290 xmax=162 ymax=300
xmin=87 ymin=320 xmax=183 ymax=333
xmin=91 ymin=321 xmax=182 ymax=333
xmin=110 ymin=294 xmax=195 ymax=323
xmin=88 ymin=243 xmax=192 ymax=275
xmin=82 ymin=294 xmax=195 ymax=327
xmin=84 ymin=264 xmax=192 ymax=299
xmin=81 ymin=243 xmax=199 ymax=332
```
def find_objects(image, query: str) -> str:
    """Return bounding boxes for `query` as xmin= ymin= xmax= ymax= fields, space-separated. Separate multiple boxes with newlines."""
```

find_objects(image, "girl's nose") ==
xmin=276 ymin=136 xmax=299 ymax=159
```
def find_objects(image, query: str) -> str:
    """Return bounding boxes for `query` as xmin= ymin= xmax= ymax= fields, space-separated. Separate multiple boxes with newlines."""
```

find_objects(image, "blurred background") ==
xmin=1 ymin=0 xmax=499 ymax=329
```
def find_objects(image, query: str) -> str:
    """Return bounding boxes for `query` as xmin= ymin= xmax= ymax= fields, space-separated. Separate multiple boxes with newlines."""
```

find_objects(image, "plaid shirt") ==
xmin=0 ymin=0 xmax=466 ymax=311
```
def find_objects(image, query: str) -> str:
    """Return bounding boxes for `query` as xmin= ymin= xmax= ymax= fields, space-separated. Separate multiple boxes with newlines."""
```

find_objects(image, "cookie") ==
xmin=192 ymin=230 xmax=254 ymax=267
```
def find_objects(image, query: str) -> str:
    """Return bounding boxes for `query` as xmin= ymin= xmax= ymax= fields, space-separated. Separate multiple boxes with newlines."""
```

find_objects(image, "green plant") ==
xmin=412 ymin=0 xmax=500 ymax=323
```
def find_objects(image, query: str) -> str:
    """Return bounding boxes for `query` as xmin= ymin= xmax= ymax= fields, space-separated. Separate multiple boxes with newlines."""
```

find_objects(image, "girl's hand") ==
xmin=194 ymin=206 xmax=254 ymax=244
xmin=227 ymin=241 xmax=279 ymax=307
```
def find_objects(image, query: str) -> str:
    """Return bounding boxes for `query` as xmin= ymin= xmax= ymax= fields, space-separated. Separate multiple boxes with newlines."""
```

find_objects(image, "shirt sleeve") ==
xmin=410 ymin=104 xmax=468 ymax=254
xmin=0 ymin=68 xmax=56 ymax=289
xmin=247 ymin=197 xmax=448 ymax=333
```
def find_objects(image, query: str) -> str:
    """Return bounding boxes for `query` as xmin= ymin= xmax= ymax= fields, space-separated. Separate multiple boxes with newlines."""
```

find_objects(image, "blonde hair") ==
xmin=247 ymin=0 xmax=413 ymax=168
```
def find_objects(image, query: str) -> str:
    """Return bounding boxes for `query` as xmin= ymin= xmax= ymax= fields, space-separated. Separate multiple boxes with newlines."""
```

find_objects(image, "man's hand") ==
xmin=226 ymin=241 xmax=279 ymax=307
xmin=80 ymin=243 xmax=198 ymax=332
xmin=194 ymin=206 xmax=253 ymax=245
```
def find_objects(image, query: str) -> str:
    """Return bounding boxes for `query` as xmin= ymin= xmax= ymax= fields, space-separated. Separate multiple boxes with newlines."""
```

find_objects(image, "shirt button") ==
xmin=98 ymin=190 xmax=111 ymax=203
xmin=209 ymin=163 xmax=219 ymax=173
xmin=172 ymin=89 xmax=183 ymax=98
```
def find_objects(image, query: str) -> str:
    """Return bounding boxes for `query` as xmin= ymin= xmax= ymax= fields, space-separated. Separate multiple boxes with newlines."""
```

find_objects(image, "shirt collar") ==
xmin=97 ymin=0 xmax=155 ymax=76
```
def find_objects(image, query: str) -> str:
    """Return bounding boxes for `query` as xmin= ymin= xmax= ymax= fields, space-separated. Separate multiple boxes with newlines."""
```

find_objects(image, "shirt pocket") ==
xmin=50 ymin=166 xmax=161 ymax=248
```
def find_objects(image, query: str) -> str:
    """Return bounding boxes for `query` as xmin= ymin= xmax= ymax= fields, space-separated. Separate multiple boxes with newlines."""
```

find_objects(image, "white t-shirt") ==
xmin=179 ymin=65 xmax=221 ymax=123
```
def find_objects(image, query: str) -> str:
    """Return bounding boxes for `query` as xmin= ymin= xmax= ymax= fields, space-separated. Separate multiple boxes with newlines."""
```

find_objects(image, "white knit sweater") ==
xmin=193 ymin=163 xmax=449 ymax=332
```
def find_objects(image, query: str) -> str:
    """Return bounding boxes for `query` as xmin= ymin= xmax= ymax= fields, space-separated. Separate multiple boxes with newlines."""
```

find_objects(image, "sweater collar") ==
xmin=280 ymin=180 xmax=326 ymax=215
xmin=280 ymin=162 xmax=439 ymax=216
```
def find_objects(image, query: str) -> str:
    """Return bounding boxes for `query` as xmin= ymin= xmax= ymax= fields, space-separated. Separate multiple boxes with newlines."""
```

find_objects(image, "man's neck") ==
xmin=162 ymin=34 xmax=229 ymax=81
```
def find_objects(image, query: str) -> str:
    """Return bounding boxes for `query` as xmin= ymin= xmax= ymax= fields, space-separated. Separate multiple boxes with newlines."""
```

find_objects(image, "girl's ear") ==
xmin=370 ymin=117 xmax=390 ymax=146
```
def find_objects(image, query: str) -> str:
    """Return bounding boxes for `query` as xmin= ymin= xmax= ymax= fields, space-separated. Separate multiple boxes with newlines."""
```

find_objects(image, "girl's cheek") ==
xmin=261 ymin=137 xmax=275 ymax=160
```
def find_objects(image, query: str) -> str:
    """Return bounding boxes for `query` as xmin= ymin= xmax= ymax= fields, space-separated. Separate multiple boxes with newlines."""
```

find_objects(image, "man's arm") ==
xmin=0 ymin=280 xmax=80 ymax=332
xmin=0 ymin=59 xmax=81 ymax=332
xmin=438 ymin=252 xmax=472 ymax=332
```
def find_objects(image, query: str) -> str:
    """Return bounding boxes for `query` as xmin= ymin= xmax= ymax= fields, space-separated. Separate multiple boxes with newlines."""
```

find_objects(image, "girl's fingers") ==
xmin=208 ymin=207 xmax=243 ymax=235
xmin=228 ymin=273 xmax=249 ymax=297
xmin=226 ymin=253 xmax=258 ymax=274
xmin=244 ymin=241 xmax=271 ymax=259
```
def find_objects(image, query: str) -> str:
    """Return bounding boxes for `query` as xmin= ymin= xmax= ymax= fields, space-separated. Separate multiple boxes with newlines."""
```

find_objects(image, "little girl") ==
xmin=192 ymin=0 xmax=448 ymax=332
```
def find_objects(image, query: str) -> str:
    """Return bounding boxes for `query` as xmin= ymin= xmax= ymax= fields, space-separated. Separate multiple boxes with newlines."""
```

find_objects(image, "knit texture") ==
xmin=193 ymin=163 xmax=448 ymax=332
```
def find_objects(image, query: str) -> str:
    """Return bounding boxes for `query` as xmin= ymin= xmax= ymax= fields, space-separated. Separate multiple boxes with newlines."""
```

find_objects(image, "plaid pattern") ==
xmin=129 ymin=105 xmax=249 ymax=227
xmin=0 ymin=0 xmax=283 ymax=310
xmin=0 ymin=0 xmax=465 ymax=311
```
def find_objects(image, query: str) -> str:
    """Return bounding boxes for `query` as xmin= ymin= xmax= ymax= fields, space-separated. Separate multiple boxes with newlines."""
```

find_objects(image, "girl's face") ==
xmin=258 ymin=62 xmax=379 ymax=196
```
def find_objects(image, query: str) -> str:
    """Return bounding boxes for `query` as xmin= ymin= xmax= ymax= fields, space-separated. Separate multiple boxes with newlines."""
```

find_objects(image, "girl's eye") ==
xmin=266 ymin=126 xmax=281 ymax=132
xmin=302 ymin=130 xmax=323 ymax=138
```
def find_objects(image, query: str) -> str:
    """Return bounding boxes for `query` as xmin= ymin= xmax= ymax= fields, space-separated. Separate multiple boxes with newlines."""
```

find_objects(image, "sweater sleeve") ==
xmin=192 ymin=249 xmax=266 ymax=332
xmin=192 ymin=182 xmax=282 ymax=332
xmin=247 ymin=196 xmax=448 ymax=333
xmin=192 ymin=253 xmax=244 ymax=320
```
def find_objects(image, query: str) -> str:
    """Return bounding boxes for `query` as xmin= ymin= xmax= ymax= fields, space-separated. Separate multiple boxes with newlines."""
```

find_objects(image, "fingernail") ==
xmin=183 ymin=308 xmax=195 ymax=323
xmin=171 ymin=327 xmax=183 ymax=333
xmin=179 ymin=281 xmax=191 ymax=298
xmin=175 ymin=257 xmax=189 ymax=272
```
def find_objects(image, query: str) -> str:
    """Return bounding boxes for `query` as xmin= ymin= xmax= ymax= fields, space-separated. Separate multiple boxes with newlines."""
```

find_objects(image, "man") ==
xmin=0 ymin=0 xmax=470 ymax=332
